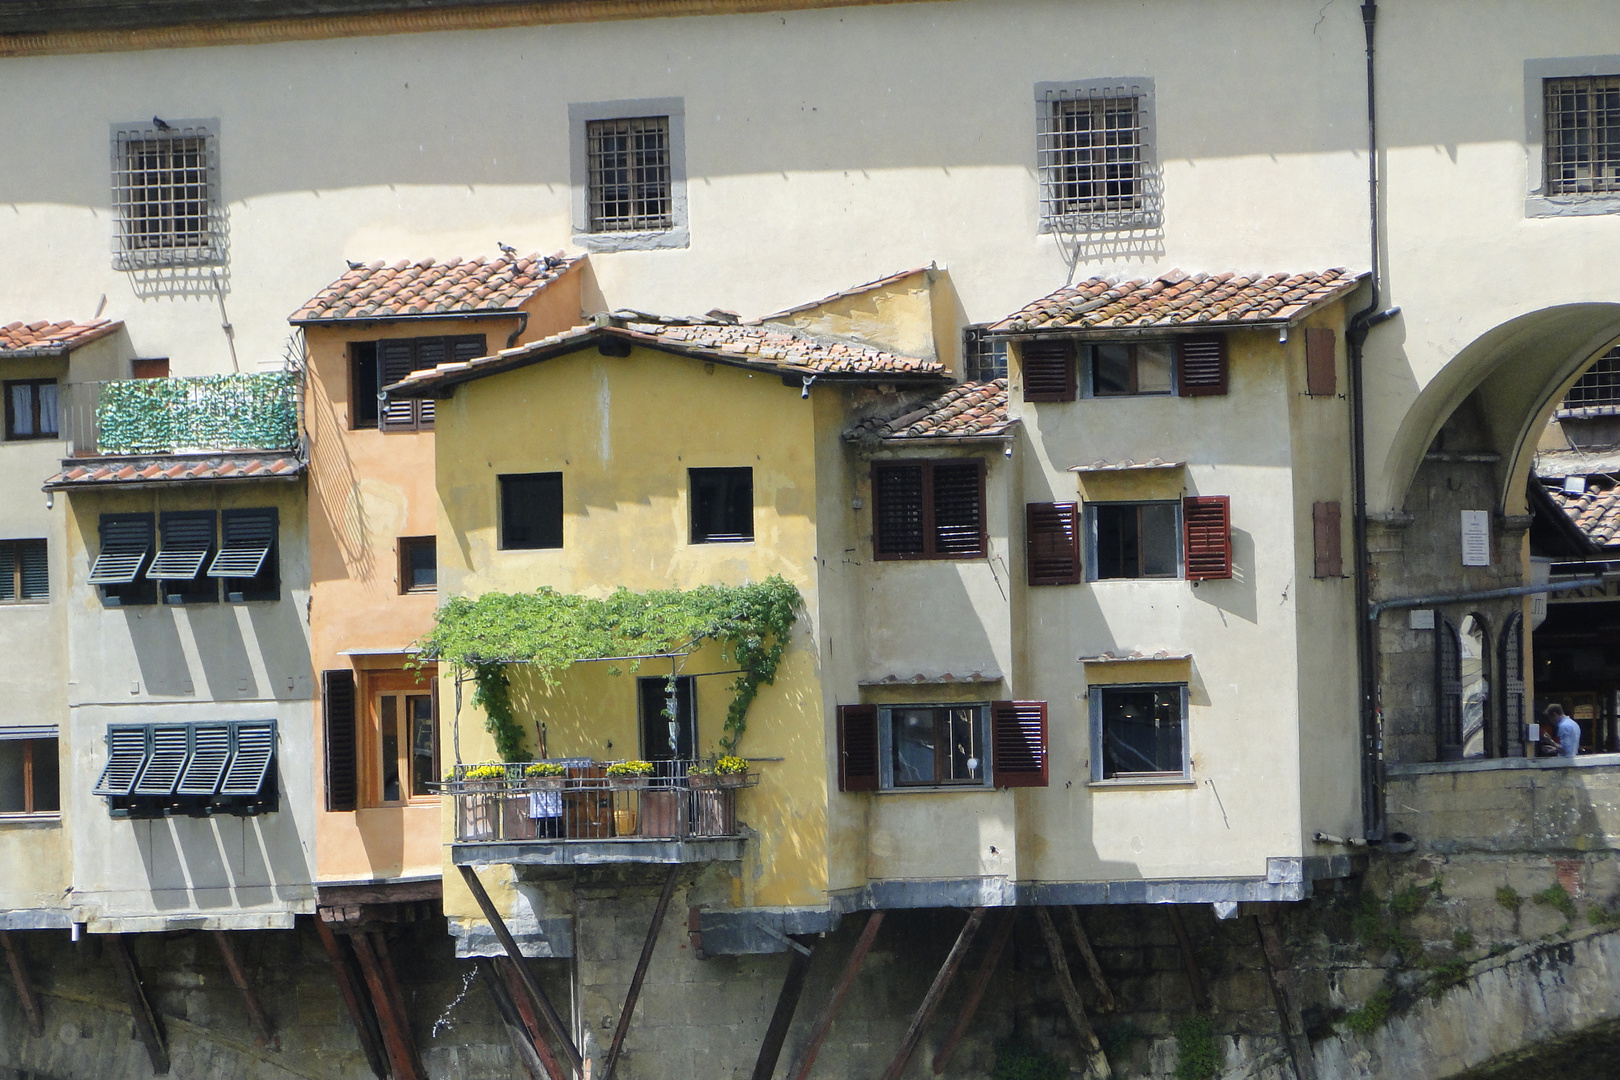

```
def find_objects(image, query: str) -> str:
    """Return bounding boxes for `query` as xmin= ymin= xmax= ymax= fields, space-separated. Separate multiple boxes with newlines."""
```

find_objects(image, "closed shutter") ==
xmin=837 ymin=704 xmax=879 ymax=792
xmin=133 ymin=725 xmax=190 ymax=796
xmin=0 ymin=545 xmax=13 ymax=602
xmin=1021 ymin=340 xmax=1076 ymax=402
xmin=1183 ymin=496 xmax=1232 ymax=580
xmin=1312 ymin=501 xmax=1342 ymax=578
xmin=323 ymin=670 xmax=359 ymax=811
xmin=991 ymin=701 xmax=1048 ymax=787
xmin=177 ymin=725 xmax=232 ymax=795
xmin=1437 ymin=618 xmax=1462 ymax=758
xmin=18 ymin=540 xmax=47 ymax=600
xmin=1176 ymin=336 xmax=1227 ymax=396
xmin=874 ymin=464 xmax=926 ymax=558
xmin=1500 ymin=613 xmax=1525 ymax=758
xmin=1027 ymin=502 xmax=1081 ymax=585
xmin=378 ymin=340 xmax=419 ymax=431
xmin=411 ymin=339 xmax=450 ymax=428
xmin=932 ymin=462 xmax=986 ymax=558
xmin=221 ymin=721 xmax=276 ymax=797
xmin=148 ymin=512 xmax=214 ymax=579
xmin=93 ymin=726 xmax=150 ymax=796
xmin=88 ymin=515 xmax=153 ymax=584
xmin=1305 ymin=328 xmax=1336 ymax=396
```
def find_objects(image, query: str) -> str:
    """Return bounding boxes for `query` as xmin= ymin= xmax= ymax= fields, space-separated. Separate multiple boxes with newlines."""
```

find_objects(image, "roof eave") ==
xmin=292 ymin=307 xmax=529 ymax=328
xmin=44 ymin=471 xmax=305 ymax=492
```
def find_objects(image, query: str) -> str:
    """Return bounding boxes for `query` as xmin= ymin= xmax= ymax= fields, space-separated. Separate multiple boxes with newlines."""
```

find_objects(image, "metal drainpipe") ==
xmin=1367 ymin=576 xmax=1610 ymax=621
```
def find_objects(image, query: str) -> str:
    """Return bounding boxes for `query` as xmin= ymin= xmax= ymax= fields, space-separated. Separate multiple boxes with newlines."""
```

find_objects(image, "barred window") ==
xmin=110 ymin=120 xmax=222 ymax=269
xmin=1545 ymin=76 xmax=1620 ymax=196
xmin=1038 ymin=85 xmax=1151 ymax=228
xmin=587 ymin=116 xmax=672 ymax=232
xmin=963 ymin=327 xmax=1008 ymax=383
xmin=1561 ymin=345 xmax=1620 ymax=411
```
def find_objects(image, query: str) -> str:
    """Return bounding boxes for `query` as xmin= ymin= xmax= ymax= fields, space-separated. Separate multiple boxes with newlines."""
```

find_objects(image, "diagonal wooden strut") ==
xmin=0 ymin=930 xmax=43 ymax=1038
xmin=1255 ymin=910 xmax=1316 ymax=1080
xmin=879 ymin=906 xmax=986 ymax=1080
xmin=787 ymin=909 xmax=885 ymax=1080
xmin=601 ymin=864 xmax=681 ymax=1080
xmin=457 ymin=865 xmax=583 ymax=1076
xmin=750 ymin=934 xmax=818 ymax=1080
xmin=351 ymin=930 xmax=427 ymax=1080
xmin=314 ymin=915 xmax=391 ymax=1080
xmin=478 ymin=957 xmax=551 ymax=1080
xmin=106 ymin=933 xmax=170 ymax=1076
xmin=1063 ymin=907 xmax=1116 ymax=1013
xmin=212 ymin=930 xmax=278 ymax=1049
xmin=933 ymin=908 xmax=1016 ymax=1075
xmin=1167 ymin=907 xmax=1210 ymax=1013
xmin=1035 ymin=907 xmax=1110 ymax=1080
xmin=500 ymin=957 xmax=567 ymax=1080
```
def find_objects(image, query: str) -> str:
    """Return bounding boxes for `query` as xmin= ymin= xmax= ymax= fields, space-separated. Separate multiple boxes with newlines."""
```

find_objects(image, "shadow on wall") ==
xmin=1191 ymin=525 xmax=1258 ymax=626
xmin=129 ymin=796 xmax=311 ymax=911
xmin=123 ymin=601 xmax=311 ymax=702
xmin=306 ymin=363 xmax=374 ymax=587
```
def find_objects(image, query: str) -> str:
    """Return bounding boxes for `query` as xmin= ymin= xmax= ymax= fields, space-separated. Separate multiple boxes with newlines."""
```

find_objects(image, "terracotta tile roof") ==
xmin=1070 ymin=458 xmax=1185 ymax=473
xmin=753 ymin=266 xmax=931 ymax=323
xmin=44 ymin=453 xmax=304 ymax=490
xmin=1545 ymin=477 xmax=1620 ymax=547
xmin=989 ymin=269 xmax=1367 ymax=334
xmin=0 ymin=319 xmax=121 ymax=355
xmin=290 ymin=254 xmax=580 ymax=323
xmin=844 ymin=380 xmax=1012 ymax=441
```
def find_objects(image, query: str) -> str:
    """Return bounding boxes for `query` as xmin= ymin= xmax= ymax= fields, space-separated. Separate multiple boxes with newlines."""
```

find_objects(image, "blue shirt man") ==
xmin=1548 ymin=705 xmax=1580 ymax=758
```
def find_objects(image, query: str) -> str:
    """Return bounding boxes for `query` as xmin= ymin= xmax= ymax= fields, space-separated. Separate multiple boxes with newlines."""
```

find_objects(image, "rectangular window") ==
xmin=886 ymin=705 xmax=987 ymax=787
xmin=1036 ymin=80 xmax=1155 ymax=230
xmin=150 ymin=510 xmax=217 ymax=605
xmin=372 ymin=335 xmax=486 ymax=432
xmin=92 ymin=720 xmax=277 ymax=815
xmin=963 ymin=327 xmax=1009 ymax=383
xmin=587 ymin=116 xmax=673 ymax=232
xmin=500 ymin=472 xmax=564 ymax=550
xmin=837 ymin=701 xmax=1048 ymax=791
xmin=110 ymin=120 xmax=221 ymax=269
xmin=210 ymin=508 xmax=279 ymax=602
xmin=0 ymin=737 xmax=60 ymax=814
xmin=872 ymin=460 xmax=986 ymax=561
xmin=638 ymin=676 xmax=696 ymax=762
xmin=1089 ymin=501 xmax=1180 ymax=579
xmin=376 ymin=688 xmax=436 ymax=804
xmin=399 ymin=536 xmax=436 ymax=593
xmin=1545 ymin=75 xmax=1620 ymax=195
xmin=5 ymin=380 xmax=58 ymax=440
xmin=690 ymin=467 xmax=754 ymax=544
xmin=92 ymin=513 xmax=157 ymax=607
xmin=131 ymin=357 xmax=170 ymax=380
xmin=1091 ymin=684 xmax=1188 ymax=781
xmin=1089 ymin=342 xmax=1174 ymax=397
xmin=0 ymin=540 xmax=48 ymax=603
xmin=350 ymin=342 xmax=379 ymax=428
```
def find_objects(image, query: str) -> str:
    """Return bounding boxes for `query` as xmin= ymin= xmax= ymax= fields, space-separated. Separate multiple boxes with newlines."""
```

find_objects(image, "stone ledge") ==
xmin=450 ymin=838 xmax=746 ymax=866
xmin=1388 ymin=753 xmax=1620 ymax=777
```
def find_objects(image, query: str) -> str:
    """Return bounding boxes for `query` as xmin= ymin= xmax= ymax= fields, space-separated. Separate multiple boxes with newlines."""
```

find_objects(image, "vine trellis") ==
xmin=414 ymin=576 xmax=801 ymax=761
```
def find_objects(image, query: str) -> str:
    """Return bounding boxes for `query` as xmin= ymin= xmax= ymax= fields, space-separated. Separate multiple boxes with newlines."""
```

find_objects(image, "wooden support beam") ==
xmin=211 ymin=931 xmax=278 ymax=1049
xmin=0 ymin=930 xmax=43 ymax=1038
xmin=1167 ymin=907 xmax=1210 ymax=1014
xmin=351 ymin=930 xmax=426 ymax=1080
xmin=749 ymin=934 xmax=817 ymax=1080
xmin=787 ymin=910 xmax=884 ymax=1080
xmin=478 ymin=958 xmax=551 ymax=1080
xmin=1034 ymin=907 xmax=1110 ymax=1080
xmin=314 ymin=915 xmax=391 ymax=1080
xmin=1255 ymin=912 xmax=1316 ymax=1080
xmin=879 ymin=906 xmax=986 ymax=1080
xmin=601 ymin=864 xmax=681 ymax=1080
xmin=1063 ymin=907 xmax=1116 ymax=1013
xmin=933 ymin=908 xmax=1016 ymax=1075
xmin=371 ymin=933 xmax=430 ymax=1080
xmin=457 ymin=865 xmax=583 ymax=1076
xmin=106 ymin=933 xmax=170 ymax=1076
xmin=501 ymin=958 xmax=567 ymax=1080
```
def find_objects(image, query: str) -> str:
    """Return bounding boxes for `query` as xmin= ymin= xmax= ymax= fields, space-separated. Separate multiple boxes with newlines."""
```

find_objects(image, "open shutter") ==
xmin=221 ymin=721 xmax=276 ymax=796
xmin=1021 ymin=340 xmax=1076 ymax=402
xmin=0 ymin=546 xmax=13 ymax=602
xmin=1500 ymin=612 xmax=1525 ymax=758
xmin=837 ymin=704 xmax=879 ymax=792
xmin=177 ymin=725 xmax=232 ymax=795
xmin=93 ymin=726 xmax=150 ymax=796
xmin=932 ymin=461 xmax=986 ymax=558
xmin=1305 ymin=327 xmax=1336 ymax=396
xmin=1176 ymin=336 xmax=1227 ymax=397
xmin=209 ymin=510 xmax=275 ymax=578
xmin=377 ymin=339 xmax=419 ymax=431
xmin=1027 ymin=502 xmax=1081 ymax=585
xmin=148 ymin=512 xmax=214 ymax=579
xmin=412 ymin=338 xmax=451 ymax=428
xmin=88 ymin=515 xmax=153 ymax=584
xmin=18 ymin=540 xmax=47 ymax=600
xmin=133 ymin=725 xmax=190 ymax=796
xmin=873 ymin=464 xmax=926 ymax=558
xmin=991 ymin=701 xmax=1048 ymax=787
xmin=323 ymin=669 xmax=359 ymax=811
xmin=1182 ymin=496 xmax=1232 ymax=580
xmin=1312 ymin=501 xmax=1342 ymax=578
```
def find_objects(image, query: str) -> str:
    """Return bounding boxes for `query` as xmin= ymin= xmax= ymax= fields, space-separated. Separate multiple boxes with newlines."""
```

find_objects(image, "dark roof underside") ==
xmin=0 ymin=0 xmax=539 ymax=33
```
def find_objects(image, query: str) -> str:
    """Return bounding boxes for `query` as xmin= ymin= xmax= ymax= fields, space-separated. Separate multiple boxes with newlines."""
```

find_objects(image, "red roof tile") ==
xmin=1546 ymin=478 xmax=1620 ymax=547
xmin=44 ymin=453 xmax=304 ymax=490
xmin=0 ymin=319 xmax=122 ymax=354
xmin=989 ymin=269 xmax=1366 ymax=334
xmin=844 ymin=380 xmax=1012 ymax=441
xmin=290 ymin=254 xmax=581 ymax=323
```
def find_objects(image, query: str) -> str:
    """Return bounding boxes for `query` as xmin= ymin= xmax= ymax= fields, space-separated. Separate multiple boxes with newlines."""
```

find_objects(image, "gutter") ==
xmin=1367 ymin=575 xmax=1611 ymax=621
xmin=290 ymin=309 xmax=530 ymax=329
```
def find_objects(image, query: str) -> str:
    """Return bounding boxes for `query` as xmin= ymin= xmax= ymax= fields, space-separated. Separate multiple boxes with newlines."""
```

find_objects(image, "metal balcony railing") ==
xmin=444 ymin=760 xmax=755 ymax=844
xmin=61 ymin=372 xmax=301 ymax=457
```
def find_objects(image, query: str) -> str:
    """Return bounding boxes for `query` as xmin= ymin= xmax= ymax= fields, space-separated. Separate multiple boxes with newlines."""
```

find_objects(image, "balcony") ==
xmin=446 ymin=760 xmax=753 ymax=867
xmin=60 ymin=372 xmax=301 ymax=457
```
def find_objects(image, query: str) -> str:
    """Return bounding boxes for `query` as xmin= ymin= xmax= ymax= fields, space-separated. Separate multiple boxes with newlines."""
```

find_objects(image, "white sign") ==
xmin=1461 ymin=510 xmax=1491 ymax=567
xmin=1409 ymin=609 xmax=1435 ymax=630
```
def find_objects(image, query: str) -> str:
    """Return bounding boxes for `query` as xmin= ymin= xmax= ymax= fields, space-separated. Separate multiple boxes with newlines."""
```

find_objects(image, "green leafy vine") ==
xmin=417 ymin=576 xmax=801 ymax=761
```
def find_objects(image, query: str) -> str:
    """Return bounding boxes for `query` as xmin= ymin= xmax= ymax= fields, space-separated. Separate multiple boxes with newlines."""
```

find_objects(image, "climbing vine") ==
xmin=416 ymin=576 xmax=801 ymax=760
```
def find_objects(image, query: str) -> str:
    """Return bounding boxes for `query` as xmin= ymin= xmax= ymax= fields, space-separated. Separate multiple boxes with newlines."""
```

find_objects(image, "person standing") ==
xmin=1547 ymin=704 xmax=1581 ymax=759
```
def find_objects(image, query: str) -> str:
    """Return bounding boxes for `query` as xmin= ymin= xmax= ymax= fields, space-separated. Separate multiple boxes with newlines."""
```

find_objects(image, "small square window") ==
xmin=885 ymin=705 xmax=987 ymax=787
xmin=5 ymin=380 xmax=58 ymax=440
xmin=0 ymin=737 xmax=60 ymax=814
xmin=1036 ymin=80 xmax=1156 ymax=231
xmin=0 ymin=540 xmax=48 ymax=603
xmin=1544 ymin=75 xmax=1620 ymax=195
xmin=110 ymin=120 xmax=222 ymax=270
xmin=690 ymin=468 xmax=754 ymax=544
xmin=587 ymin=116 xmax=673 ymax=232
xmin=399 ymin=536 xmax=436 ymax=594
xmin=500 ymin=473 xmax=564 ymax=550
xmin=963 ymin=327 xmax=1009 ymax=383
xmin=1088 ymin=502 xmax=1180 ymax=580
xmin=1088 ymin=343 xmax=1173 ymax=396
xmin=1091 ymin=685 xmax=1187 ymax=781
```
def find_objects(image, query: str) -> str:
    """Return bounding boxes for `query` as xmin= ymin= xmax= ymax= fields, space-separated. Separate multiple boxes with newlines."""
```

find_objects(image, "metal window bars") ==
xmin=962 ymin=327 xmax=1009 ymax=383
xmin=1560 ymin=344 xmax=1620 ymax=413
xmin=110 ymin=122 xmax=224 ymax=269
xmin=1038 ymin=88 xmax=1152 ymax=229
xmin=1545 ymin=76 xmax=1620 ymax=196
xmin=586 ymin=116 xmax=673 ymax=232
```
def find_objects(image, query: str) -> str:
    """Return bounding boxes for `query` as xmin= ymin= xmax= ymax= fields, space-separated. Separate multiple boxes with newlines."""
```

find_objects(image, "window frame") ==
xmin=1525 ymin=58 xmax=1620 ymax=217
xmin=1089 ymin=683 xmax=1190 ymax=784
xmin=569 ymin=98 xmax=689 ymax=251
xmin=871 ymin=458 xmax=988 ymax=562
xmin=0 ymin=539 xmax=48 ymax=604
xmin=1085 ymin=500 xmax=1183 ymax=581
xmin=371 ymin=677 xmax=438 ymax=807
xmin=877 ymin=703 xmax=992 ymax=791
xmin=0 ymin=735 xmax=60 ymax=817
xmin=109 ymin=118 xmax=223 ymax=270
xmin=1035 ymin=78 xmax=1158 ymax=232
xmin=1083 ymin=342 xmax=1176 ymax=398
xmin=499 ymin=472 xmax=565 ymax=551
xmin=689 ymin=467 xmax=755 ymax=545
xmin=963 ymin=326 xmax=1009 ymax=383
xmin=4 ymin=379 xmax=59 ymax=441
xmin=349 ymin=341 xmax=380 ymax=429
xmin=398 ymin=535 xmax=437 ymax=594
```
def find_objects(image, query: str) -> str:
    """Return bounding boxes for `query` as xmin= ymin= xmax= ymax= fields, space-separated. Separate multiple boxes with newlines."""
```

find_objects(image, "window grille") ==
xmin=110 ymin=120 xmax=222 ymax=270
xmin=963 ymin=327 xmax=1008 ymax=382
xmin=586 ymin=116 xmax=673 ymax=232
xmin=1038 ymin=88 xmax=1149 ymax=228
xmin=1561 ymin=345 xmax=1620 ymax=410
xmin=1545 ymin=76 xmax=1620 ymax=195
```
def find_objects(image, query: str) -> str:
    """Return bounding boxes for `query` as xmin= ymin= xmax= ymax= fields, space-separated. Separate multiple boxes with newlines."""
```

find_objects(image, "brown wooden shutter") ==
xmin=991 ymin=701 xmax=1048 ymax=787
xmin=837 ymin=704 xmax=879 ymax=791
xmin=1305 ymin=327 xmax=1336 ymax=396
xmin=1021 ymin=340 xmax=1076 ymax=402
xmin=1312 ymin=501 xmax=1342 ymax=578
xmin=323 ymin=669 xmax=358 ymax=812
xmin=1182 ymin=495 xmax=1232 ymax=580
xmin=1027 ymin=502 xmax=1081 ymax=585
xmin=1176 ymin=336 xmax=1227 ymax=397
xmin=873 ymin=464 xmax=926 ymax=559
xmin=377 ymin=340 xmax=419 ymax=431
xmin=931 ymin=461 xmax=986 ymax=558
xmin=412 ymin=338 xmax=449 ymax=428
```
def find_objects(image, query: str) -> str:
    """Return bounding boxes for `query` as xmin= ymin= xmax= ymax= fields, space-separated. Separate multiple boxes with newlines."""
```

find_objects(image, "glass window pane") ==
xmin=0 ymin=741 xmax=24 ymax=812
xmin=1100 ymin=687 xmax=1183 ymax=778
xmin=31 ymin=739 xmax=59 ymax=812
xmin=943 ymin=708 xmax=982 ymax=783
xmin=1094 ymin=504 xmax=1138 ymax=579
xmin=1092 ymin=345 xmax=1133 ymax=395
xmin=1136 ymin=344 xmax=1173 ymax=394
xmin=10 ymin=385 xmax=33 ymax=437
xmin=1459 ymin=616 xmax=1489 ymax=759
xmin=408 ymin=696 xmax=435 ymax=797
xmin=891 ymin=708 xmax=938 ymax=785
xmin=406 ymin=538 xmax=436 ymax=590
xmin=500 ymin=473 xmax=563 ymax=550
xmin=1140 ymin=503 xmax=1180 ymax=577
xmin=380 ymin=695 xmax=401 ymax=802
xmin=36 ymin=383 xmax=57 ymax=436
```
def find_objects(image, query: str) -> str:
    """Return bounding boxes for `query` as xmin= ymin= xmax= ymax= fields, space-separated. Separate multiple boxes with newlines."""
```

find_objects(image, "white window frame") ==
xmin=876 ymin=702 xmax=993 ymax=791
xmin=109 ymin=118 xmax=224 ymax=269
xmin=570 ymin=98 xmax=689 ymax=251
xmin=1035 ymin=78 xmax=1158 ymax=232
xmin=1089 ymin=683 xmax=1190 ymax=784
xmin=1525 ymin=58 xmax=1620 ymax=218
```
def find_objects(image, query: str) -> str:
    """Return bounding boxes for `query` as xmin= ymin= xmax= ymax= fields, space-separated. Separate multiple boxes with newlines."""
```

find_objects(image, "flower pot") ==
xmin=525 ymin=777 xmax=567 ymax=792
xmin=607 ymin=776 xmax=650 ymax=791
xmin=688 ymin=774 xmax=721 ymax=790
xmin=717 ymin=772 xmax=747 ymax=788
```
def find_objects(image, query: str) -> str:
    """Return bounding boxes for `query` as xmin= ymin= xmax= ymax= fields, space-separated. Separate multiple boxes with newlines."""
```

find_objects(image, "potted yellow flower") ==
xmin=714 ymin=755 xmax=749 ymax=788
xmin=605 ymin=760 xmax=654 ymax=790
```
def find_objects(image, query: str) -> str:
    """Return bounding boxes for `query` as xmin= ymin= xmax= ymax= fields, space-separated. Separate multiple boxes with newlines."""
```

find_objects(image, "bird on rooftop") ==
xmin=152 ymin=116 xmax=172 ymax=131
xmin=346 ymin=260 xmax=364 ymax=271
xmin=497 ymin=242 xmax=518 ymax=260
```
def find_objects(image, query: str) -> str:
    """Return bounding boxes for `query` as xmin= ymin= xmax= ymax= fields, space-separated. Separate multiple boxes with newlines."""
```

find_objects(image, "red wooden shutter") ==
xmin=991 ymin=701 xmax=1048 ymax=787
xmin=377 ymin=340 xmax=419 ymax=431
xmin=1027 ymin=502 xmax=1081 ymax=585
xmin=931 ymin=461 xmax=986 ymax=558
xmin=1183 ymin=495 xmax=1232 ymax=580
xmin=1176 ymin=336 xmax=1227 ymax=397
xmin=1312 ymin=501 xmax=1342 ymax=578
xmin=1021 ymin=340 xmax=1076 ymax=402
xmin=322 ymin=669 xmax=358 ymax=812
xmin=873 ymin=464 xmax=926 ymax=559
xmin=837 ymin=704 xmax=879 ymax=791
xmin=1305 ymin=327 xmax=1336 ymax=397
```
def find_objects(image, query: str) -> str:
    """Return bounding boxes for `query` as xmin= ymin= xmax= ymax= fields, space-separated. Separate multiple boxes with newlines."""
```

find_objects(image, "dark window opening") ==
xmin=350 ymin=342 xmax=379 ymax=428
xmin=399 ymin=536 xmax=436 ymax=593
xmin=357 ymin=335 xmax=485 ymax=432
xmin=1095 ymin=685 xmax=1185 ymax=780
xmin=5 ymin=380 xmax=58 ymax=441
xmin=887 ymin=705 xmax=985 ymax=787
xmin=872 ymin=460 xmax=986 ymax=560
xmin=131 ymin=358 xmax=170 ymax=380
xmin=0 ymin=540 xmax=48 ymax=603
xmin=500 ymin=473 xmax=564 ymax=550
xmin=690 ymin=467 xmax=754 ymax=544
xmin=1088 ymin=343 xmax=1173 ymax=396
xmin=1091 ymin=502 xmax=1179 ymax=579
xmin=1545 ymin=75 xmax=1620 ymax=196
xmin=0 ymin=738 xmax=59 ymax=814
xmin=638 ymin=676 xmax=695 ymax=764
